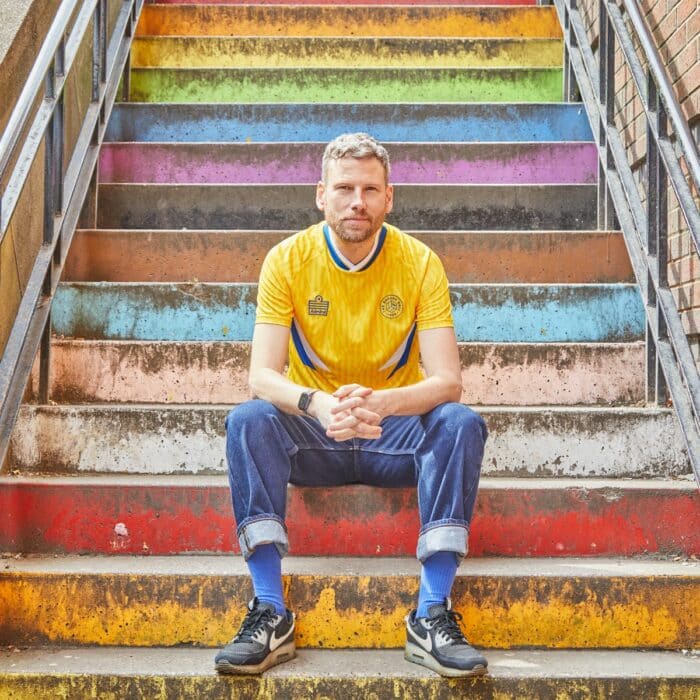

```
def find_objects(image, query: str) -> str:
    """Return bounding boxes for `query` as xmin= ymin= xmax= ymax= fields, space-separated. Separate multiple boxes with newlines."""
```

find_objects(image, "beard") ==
xmin=326 ymin=213 xmax=383 ymax=244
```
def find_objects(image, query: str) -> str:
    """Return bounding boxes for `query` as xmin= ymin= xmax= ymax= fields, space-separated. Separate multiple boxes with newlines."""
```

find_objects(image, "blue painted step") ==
xmin=52 ymin=283 xmax=644 ymax=343
xmin=105 ymin=103 xmax=593 ymax=143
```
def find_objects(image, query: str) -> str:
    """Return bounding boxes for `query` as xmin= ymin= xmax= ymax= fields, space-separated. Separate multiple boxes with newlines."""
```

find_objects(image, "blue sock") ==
xmin=417 ymin=551 xmax=459 ymax=618
xmin=246 ymin=543 xmax=286 ymax=615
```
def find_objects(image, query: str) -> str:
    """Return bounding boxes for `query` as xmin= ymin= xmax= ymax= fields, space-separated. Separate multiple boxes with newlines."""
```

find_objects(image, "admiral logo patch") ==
xmin=308 ymin=295 xmax=330 ymax=316
xmin=380 ymin=295 xmax=403 ymax=319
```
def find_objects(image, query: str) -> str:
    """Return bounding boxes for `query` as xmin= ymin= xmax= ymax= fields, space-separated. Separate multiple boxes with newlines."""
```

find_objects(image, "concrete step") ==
xmin=105 ymin=103 xmax=594 ymax=143
xmin=3 ymin=648 xmax=697 ymax=699
xmin=0 ymin=556 xmax=696 ymax=648
xmin=98 ymin=142 xmax=597 ymax=185
xmin=9 ymin=405 xmax=689 ymax=478
xmin=1 ymin=475 xmax=696 ymax=557
xmin=136 ymin=5 xmax=562 ymax=38
xmin=96 ymin=183 xmax=596 ymax=230
xmin=128 ymin=66 xmax=563 ymax=103
xmin=51 ymin=282 xmax=643 ymax=343
xmin=64 ymin=230 xmax=634 ymax=284
xmin=130 ymin=36 xmax=564 ymax=69
xmin=31 ymin=340 xmax=645 ymax=405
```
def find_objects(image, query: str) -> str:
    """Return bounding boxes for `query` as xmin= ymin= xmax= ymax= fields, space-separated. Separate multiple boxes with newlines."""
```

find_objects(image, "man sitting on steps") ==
xmin=215 ymin=132 xmax=488 ymax=678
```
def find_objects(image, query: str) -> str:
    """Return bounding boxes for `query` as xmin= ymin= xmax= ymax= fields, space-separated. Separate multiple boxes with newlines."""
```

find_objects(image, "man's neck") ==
xmin=328 ymin=226 xmax=381 ymax=265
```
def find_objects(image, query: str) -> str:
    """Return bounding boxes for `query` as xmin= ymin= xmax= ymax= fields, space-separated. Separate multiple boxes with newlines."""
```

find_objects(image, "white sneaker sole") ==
xmin=215 ymin=641 xmax=296 ymax=675
xmin=405 ymin=641 xmax=488 ymax=678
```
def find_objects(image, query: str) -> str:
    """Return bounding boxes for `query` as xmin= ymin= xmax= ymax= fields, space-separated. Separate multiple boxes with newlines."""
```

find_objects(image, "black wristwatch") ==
xmin=298 ymin=389 xmax=319 ymax=415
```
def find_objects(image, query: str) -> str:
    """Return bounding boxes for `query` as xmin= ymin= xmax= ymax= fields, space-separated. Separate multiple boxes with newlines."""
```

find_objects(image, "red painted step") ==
xmin=1 ymin=476 xmax=697 ymax=557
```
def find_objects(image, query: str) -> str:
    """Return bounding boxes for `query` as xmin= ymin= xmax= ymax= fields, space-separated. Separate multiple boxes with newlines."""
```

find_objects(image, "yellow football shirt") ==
xmin=255 ymin=222 xmax=453 ymax=392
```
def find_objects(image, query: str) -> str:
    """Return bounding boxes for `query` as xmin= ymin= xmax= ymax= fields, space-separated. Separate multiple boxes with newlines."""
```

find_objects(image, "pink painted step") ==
xmin=99 ymin=142 xmax=598 ymax=185
xmin=35 ymin=340 xmax=645 ymax=406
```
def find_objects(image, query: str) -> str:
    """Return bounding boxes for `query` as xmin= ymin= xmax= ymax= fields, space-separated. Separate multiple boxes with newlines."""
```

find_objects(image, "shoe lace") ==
xmin=233 ymin=605 xmax=276 ymax=643
xmin=428 ymin=608 xmax=468 ymax=645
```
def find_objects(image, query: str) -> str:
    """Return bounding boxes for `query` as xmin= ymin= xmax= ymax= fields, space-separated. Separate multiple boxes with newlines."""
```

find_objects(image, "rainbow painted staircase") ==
xmin=1 ymin=0 xmax=699 ymax=696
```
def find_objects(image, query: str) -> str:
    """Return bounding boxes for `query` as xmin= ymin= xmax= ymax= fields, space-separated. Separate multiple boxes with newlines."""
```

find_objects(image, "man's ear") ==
xmin=385 ymin=183 xmax=394 ymax=215
xmin=316 ymin=181 xmax=326 ymax=212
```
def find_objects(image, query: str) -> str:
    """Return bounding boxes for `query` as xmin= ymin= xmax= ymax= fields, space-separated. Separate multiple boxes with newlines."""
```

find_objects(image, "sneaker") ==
xmin=405 ymin=598 xmax=488 ymax=677
xmin=215 ymin=597 xmax=296 ymax=675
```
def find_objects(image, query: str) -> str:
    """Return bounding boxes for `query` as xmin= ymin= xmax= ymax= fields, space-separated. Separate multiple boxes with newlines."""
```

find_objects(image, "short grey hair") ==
xmin=321 ymin=133 xmax=391 ymax=183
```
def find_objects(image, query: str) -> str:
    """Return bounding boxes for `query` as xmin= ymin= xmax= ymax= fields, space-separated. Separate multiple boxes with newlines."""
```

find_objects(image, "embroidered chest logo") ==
xmin=308 ymin=295 xmax=330 ymax=316
xmin=380 ymin=295 xmax=404 ymax=319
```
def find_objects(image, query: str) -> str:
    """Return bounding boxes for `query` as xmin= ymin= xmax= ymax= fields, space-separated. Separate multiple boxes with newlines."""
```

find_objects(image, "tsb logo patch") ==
xmin=380 ymin=295 xmax=403 ymax=319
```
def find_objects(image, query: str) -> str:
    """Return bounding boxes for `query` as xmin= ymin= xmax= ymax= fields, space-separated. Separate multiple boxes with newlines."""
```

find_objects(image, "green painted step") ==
xmin=128 ymin=67 xmax=564 ymax=103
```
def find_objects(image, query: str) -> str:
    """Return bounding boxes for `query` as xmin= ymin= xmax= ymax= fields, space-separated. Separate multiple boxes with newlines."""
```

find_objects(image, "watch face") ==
xmin=299 ymin=391 xmax=311 ymax=412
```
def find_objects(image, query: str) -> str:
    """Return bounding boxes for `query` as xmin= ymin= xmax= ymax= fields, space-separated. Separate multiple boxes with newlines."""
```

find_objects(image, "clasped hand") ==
xmin=317 ymin=384 xmax=386 ymax=442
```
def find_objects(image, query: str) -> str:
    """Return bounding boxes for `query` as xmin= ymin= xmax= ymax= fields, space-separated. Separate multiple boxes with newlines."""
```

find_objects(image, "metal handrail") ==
xmin=0 ymin=0 xmax=144 ymax=469
xmin=553 ymin=0 xmax=700 ymax=484
xmin=622 ymin=1 xmax=700 ymax=195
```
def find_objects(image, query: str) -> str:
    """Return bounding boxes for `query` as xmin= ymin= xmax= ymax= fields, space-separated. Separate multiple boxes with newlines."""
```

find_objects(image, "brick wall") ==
xmin=577 ymin=0 xmax=700 ymax=358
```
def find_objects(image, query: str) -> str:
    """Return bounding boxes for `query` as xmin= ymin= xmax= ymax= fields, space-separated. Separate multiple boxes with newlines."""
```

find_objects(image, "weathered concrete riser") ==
xmin=128 ymin=67 xmax=564 ymax=103
xmin=98 ymin=142 xmax=598 ymax=185
xmin=135 ymin=5 xmax=562 ymax=38
xmin=104 ymin=103 xmax=595 ymax=143
xmin=50 ymin=282 xmax=645 ymax=342
xmin=1 ymin=477 xmax=696 ymax=557
xmin=9 ymin=406 xmax=689 ymax=477
xmin=96 ymin=183 xmax=597 ymax=230
xmin=0 ymin=557 xmax=697 ymax=648
xmin=130 ymin=36 xmax=564 ymax=69
xmin=31 ymin=341 xmax=645 ymax=405
xmin=1 ymin=649 xmax=697 ymax=700
xmin=63 ymin=230 xmax=634 ymax=284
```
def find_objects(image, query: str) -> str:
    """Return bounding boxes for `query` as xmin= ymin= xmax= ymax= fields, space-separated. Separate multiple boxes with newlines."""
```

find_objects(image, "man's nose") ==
xmin=350 ymin=189 xmax=366 ymax=209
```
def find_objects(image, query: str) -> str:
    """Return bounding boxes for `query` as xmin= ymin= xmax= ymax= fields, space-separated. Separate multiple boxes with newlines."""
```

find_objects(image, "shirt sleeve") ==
xmin=416 ymin=251 xmax=454 ymax=331
xmin=255 ymin=246 xmax=293 ymax=327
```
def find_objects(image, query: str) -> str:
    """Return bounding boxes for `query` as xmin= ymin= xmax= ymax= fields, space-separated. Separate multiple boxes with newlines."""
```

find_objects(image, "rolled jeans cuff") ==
xmin=237 ymin=516 xmax=289 ymax=560
xmin=416 ymin=523 xmax=469 ymax=563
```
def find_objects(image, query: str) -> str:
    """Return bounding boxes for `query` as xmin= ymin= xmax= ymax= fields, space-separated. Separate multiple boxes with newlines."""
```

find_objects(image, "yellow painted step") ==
xmin=136 ymin=5 xmax=563 ymax=39
xmin=0 ymin=557 xmax=697 ymax=649
xmin=130 ymin=36 xmax=564 ymax=69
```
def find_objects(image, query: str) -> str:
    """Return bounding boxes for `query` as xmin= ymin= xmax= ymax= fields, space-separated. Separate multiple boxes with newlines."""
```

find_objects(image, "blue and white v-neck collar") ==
xmin=323 ymin=223 xmax=387 ymax=272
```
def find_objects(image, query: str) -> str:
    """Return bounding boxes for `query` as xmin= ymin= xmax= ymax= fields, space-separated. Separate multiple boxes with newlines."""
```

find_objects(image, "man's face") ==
xmin=316 ymin=156 xmax=394 ymax=244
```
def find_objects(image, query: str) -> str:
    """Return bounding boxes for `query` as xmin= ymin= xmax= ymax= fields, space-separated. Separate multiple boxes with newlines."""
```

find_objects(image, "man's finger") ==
xmin=331 ymin=396 xmax=366 ymax=414
xmin=333 ymin=384 xmax=371 ymax=399
xmin=349 ymin=406 xmax=381 ymax=424
xmin=328 ymin=413 xmax=361 ymax=430
xmin=352 ymin=422 xmax=382 ymax=439
xmin=327 ymin=428 xmax=356 ymax=442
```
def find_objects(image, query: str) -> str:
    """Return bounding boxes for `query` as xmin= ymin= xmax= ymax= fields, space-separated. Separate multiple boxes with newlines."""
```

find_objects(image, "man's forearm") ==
xmin=376 ymin=374 xmax=462 ymax=418
xmin=249 ymin=368 xmax=316 ymax=415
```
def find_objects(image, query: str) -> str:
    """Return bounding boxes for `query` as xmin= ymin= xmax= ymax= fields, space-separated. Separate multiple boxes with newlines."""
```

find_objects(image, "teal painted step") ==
xmin=128 ymin=67 xmax=563 ymax=103
xmin=96 ymin=184 xmax=598 ymax=230
xmin=52 ymin=283 xmax=644 ymax=342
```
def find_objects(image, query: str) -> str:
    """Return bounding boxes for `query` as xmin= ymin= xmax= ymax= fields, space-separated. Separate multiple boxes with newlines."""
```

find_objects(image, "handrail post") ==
xmin=597 ymin=1 xmax=616 ymax=230
xmin=646 ymin=71 xmax=669 ymax=405
xmin=563 ymin=0 xmax=579 ymax=102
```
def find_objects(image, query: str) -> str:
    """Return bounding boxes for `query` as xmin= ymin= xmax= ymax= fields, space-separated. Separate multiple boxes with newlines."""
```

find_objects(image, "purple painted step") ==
xmin=99 ymin=142 xmax=598 ymax=185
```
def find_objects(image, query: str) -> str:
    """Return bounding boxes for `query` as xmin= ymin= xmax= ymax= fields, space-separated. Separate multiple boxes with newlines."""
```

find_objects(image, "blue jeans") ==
xmin=225 ymin=400 xmax=487 ymax=562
